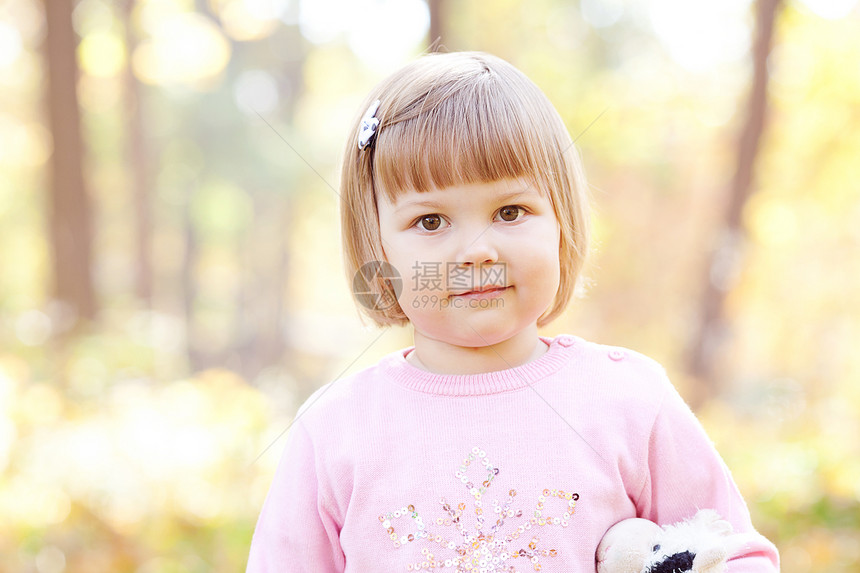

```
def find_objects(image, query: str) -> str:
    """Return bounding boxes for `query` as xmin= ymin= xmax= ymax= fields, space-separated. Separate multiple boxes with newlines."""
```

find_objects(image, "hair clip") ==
xmin=357 ymin=99 xmax=381 ymax=150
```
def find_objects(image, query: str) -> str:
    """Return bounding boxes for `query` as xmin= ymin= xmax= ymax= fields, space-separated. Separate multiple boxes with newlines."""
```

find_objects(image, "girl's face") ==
xmin=377 ymin=178 xmax=561 ymax=349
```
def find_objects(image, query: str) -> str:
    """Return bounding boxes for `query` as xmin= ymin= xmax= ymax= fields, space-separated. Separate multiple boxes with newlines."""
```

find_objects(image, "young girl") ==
xmin=247 ymin=52 xmax=779 ymax=572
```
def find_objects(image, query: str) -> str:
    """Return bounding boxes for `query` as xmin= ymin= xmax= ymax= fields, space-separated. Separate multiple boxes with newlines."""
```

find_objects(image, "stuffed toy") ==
xmin=596 ymin=509 xmax=752 ymax=573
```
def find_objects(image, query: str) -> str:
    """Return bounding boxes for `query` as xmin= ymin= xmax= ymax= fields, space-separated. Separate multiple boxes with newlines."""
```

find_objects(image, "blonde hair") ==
xmin=340 ymin=51 xmax=590 ymax=327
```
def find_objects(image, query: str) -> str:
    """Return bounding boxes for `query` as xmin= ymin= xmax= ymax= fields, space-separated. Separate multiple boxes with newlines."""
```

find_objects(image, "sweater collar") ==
xmin=379 ymin=335 xmax=580 ymax=396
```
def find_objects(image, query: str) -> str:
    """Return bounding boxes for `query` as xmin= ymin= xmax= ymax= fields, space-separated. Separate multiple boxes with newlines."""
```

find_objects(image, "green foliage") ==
xmin=0 ymin=343 xmax=272 ymax=572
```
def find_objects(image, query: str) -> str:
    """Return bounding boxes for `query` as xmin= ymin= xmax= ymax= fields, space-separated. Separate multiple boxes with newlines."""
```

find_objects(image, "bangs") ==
xmin=371 ymin=72 xmax=562 ymax=201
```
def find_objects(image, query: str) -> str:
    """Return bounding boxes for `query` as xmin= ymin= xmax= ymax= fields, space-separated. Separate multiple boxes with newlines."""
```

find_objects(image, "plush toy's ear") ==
xmin=692 ymin=546 xmax=730 ymax=573
xmin=692 ymin=509 xmax=733 ymax=537
xmin=693 ymin=531 xmax=762 ymax=573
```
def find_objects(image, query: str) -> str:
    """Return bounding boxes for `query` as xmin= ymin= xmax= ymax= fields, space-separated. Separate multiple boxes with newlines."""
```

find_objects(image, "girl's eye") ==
xmin=497 ymin=205 xmax=525 ymax=222
xmin=417 ymin=214 xmax=444 ymax=231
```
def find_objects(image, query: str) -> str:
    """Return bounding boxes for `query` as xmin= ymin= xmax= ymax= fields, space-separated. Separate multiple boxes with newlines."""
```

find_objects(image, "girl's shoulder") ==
xmin=564 ymin=335 xmax=668 ymax=377
xmin=293 ymin=359 xmax=383 ymax=423
xmin=560 ymin=335 xmax=676 ymax=401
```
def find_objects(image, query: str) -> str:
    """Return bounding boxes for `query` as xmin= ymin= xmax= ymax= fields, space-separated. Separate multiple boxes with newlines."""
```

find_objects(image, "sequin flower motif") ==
xmin=378 ymin=446 xmax=580 ymax=572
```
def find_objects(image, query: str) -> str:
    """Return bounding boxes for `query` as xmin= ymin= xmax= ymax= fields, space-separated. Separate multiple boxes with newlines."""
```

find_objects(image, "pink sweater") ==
xmin=247 ymin=335 xmax=779 ymax=572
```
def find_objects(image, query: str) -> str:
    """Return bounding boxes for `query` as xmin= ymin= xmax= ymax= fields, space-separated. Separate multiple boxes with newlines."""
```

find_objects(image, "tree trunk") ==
xmin=122 ymin=0 xmax=154 ymax=306
xmin=428 ymin=0 xmax=446 ymax=51
xmin=182 ymin=179 xmax=202 ymax=372
xmin=43 ymin=0 xmax=97 ymax=328
xmin=235 ymin=28 xmax=304 ymax=380
xmin=685 ymin=0 xmax=782 ymax=408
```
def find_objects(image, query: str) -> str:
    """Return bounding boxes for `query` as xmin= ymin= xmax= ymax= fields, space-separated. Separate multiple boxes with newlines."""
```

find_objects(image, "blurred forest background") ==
xmin=1 ymin=0 xmax=859 ymax=571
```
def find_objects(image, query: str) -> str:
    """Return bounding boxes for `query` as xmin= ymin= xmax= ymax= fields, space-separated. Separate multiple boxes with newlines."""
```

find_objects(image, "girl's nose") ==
xmin=455 ymin=228 xmax=499 ymax=266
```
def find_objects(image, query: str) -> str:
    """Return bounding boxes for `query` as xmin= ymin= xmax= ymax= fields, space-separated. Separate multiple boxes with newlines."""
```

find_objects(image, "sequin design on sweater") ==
xmin=378 ymin=446 xmax=579 ymax=571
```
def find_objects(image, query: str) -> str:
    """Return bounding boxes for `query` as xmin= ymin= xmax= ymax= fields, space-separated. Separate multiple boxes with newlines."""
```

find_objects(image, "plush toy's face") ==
xmin=643 ymin=510 xmax=734 ymax=573
xmin=643 ymin=549 xmax=695 ymax=573
xmin=596 ymin=510 xmax=737 ymax=573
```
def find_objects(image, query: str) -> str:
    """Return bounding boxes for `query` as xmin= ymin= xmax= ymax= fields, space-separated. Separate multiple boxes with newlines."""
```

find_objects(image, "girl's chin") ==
xmin=413 ymin=324 xmax=521 ymax=349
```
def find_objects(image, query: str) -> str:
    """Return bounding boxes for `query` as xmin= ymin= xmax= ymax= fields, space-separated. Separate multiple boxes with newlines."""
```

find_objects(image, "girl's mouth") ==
xmin=450 ymin=286 xmax=510 ymax=300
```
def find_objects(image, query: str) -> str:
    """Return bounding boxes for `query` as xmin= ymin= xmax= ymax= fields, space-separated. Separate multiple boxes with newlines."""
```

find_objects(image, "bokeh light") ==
xmin=78 ymin=30 xmax=126 ymax=77
xmin=215 ymin=0 xmax=289 ymax=41
xmin=797 ymin=0 xmax=859 ymax=18
xmin=298 ymin=0 xmax=429 ymax=70
xmin=132 ymin=11 xmax=231 ymax=88
xmin=0 ymin=21 xmax=23 ymax=69
xmin=650 ymin=0 xmax=752 ymax=71
xmin=234 ymin=70 xmax=281 ymax=115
